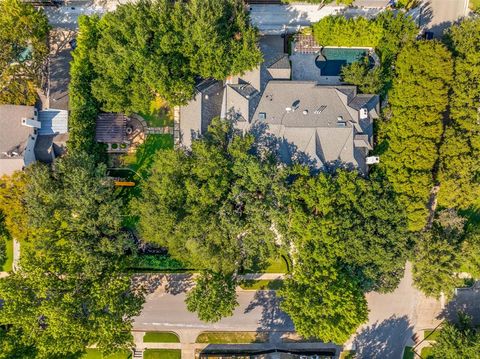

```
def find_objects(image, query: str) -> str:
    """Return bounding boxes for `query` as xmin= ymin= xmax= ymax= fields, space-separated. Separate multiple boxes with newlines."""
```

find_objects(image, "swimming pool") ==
xmin=316 ymin=47 xmax=369 ymax=76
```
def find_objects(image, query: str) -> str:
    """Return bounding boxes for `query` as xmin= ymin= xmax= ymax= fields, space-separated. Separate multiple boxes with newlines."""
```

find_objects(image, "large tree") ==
xmin=438 ymin=18 xmax=480 ymax=209
xmin=90 ymin=0 xmax=262 ymax=114
xmin=378 ymin=41 xmax=453 ymax=231
xmin=280 ymin=169 xmax=409 ymax=342
xmin=0 ymin=0 xmax=49 ymax=105
xmin=413 ymin=209 xmax=466 ymax=298
xmin=0 ymin=153 xmax=143 ymax=358
xmin=135 ymin=118 xmax=285 ymax=320
xmin=429 ymin=314 xmax=480 ymax=358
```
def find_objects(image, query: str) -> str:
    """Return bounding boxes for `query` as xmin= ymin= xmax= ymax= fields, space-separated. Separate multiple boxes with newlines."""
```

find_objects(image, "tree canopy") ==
xmin=0 ymin=153 xmax=143 ymax=358
xmin=438 ymin=18 xmax=480 ymax=209
xmin=429 ymin=314 xmax=480 ymax=358
xmin=279 ymin=169 xmax=409 ymax=342
xmin=135 ymin=118 xmax=285 ymax=320
xmin=0 ymin=0 xmax=49 ymax=105
xmin=90 ymin=0 xmax=262 ymax=114
xmin=378 ymin=41 xmax=453 ymax=231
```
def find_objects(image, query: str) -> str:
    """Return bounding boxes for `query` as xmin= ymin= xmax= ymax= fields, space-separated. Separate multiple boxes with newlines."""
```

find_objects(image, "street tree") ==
xmin=0 ymin=153 xmax=143 ymax=358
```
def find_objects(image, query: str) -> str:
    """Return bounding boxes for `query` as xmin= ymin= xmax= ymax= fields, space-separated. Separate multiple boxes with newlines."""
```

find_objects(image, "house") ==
xmin=178 ymin=79 xmax=224 ymax=148
xmin=178 ymin=36 xmax=379 ymax=172
xmin=0 ymin=105 xmax=68 ymax=177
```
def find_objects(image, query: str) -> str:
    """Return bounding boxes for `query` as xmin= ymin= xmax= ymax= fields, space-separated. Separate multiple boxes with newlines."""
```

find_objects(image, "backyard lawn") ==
xmin=239 ymin=279 xmax=284 ymax=290
xmin=143 ymin=332 xmax=180 ymax=343
xmin=122 ymin=134 xmax=173 ymax=176
xmin=139 ymin=97 xmax=174 ymax=128
xmin=424 ymin=329 xmax=440 ymax=341
xmin=143 ymin=349 xmax=181 ymax=359
xmin=471 ymin=0 xmax=480 ymax=11
xmin=1 ymin=238 xmax=13 ymax=272
xmin=196 ymin=331 xmax=268 ymax=344
xmin=82 ymin=349 xmax=131 ymax=359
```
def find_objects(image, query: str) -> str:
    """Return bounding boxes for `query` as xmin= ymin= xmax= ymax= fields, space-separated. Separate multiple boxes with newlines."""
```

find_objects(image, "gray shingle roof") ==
xmin=267 ymin=54 xmax=291 ymax=70
xmin=0 ymin=105 xmax=35 ymax=159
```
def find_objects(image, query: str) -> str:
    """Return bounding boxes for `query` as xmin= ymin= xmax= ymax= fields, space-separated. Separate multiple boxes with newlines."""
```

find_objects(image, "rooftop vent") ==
xmin=303 ymin=110 xmax=308 ymax=115
xmin=314 ymin=105 xmax=327 ymax=114
xmin=259 ymin=112 xmax=266 ymax=120
xmin=337 ymin=116 xmax=344 ymax=122
xmin=286 ymin=107 xmax=292 ymax=112
xmin=292 ymin=100 xmax=300 ymax=111
xmin=337 ymin=122 xmax=347 ymax=127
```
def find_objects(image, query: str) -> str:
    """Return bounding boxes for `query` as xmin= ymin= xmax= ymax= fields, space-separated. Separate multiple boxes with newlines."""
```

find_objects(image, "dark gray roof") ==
xmin=348 ymin=94 xmax=379 ymax=111
xmin=229 ymin=84 xmax=259 ymax=100
xmin=267 ymin=54 xmax=291 ymax=70
xmin=34 ymin=133 xmax=68 ymax=164
xmin=95 ymin=113 xmax=127 ymax=143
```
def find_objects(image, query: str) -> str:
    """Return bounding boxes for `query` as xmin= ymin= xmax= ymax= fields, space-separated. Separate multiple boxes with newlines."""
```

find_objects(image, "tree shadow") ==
xmin=244 ymin=290 xmax=294 ymax=339
xmin=438 ymin=282 xmax=480 ymax=327
xmin=131 ymin=273 xmax=193 ymax=296
xmin=353 ymin=315 xmax=412 ymax=359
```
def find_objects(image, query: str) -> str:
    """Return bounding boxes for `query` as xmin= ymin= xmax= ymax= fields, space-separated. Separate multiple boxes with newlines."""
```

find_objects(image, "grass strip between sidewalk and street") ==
xmin=143 ymin=331 xmax=180 ymax=343
xmin=143 ymin=349 xmax=181 ymax=359
xmin=196 ymin=331 xmax=268 ymax=344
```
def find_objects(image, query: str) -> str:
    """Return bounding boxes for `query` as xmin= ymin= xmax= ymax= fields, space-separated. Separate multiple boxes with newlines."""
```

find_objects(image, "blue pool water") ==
xmin=316 ymin=48 xmax=368 ymax=76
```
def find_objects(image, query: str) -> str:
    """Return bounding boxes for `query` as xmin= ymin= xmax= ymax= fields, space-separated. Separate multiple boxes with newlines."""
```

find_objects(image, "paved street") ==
xmin=421 ymin=0 xmax=469 ymax=36
xmin=133 ymin=274 xmax=293 ymax=336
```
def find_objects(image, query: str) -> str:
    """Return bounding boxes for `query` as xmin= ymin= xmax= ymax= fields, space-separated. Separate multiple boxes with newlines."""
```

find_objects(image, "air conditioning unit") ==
xmin=366 ymin=156 xmax=380 ymax=165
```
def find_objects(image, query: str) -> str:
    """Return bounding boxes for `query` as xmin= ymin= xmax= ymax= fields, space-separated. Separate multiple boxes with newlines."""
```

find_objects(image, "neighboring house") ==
xmin=178 ymin=35 xmax=379 ymax=173
xmin=0 ymin=105 xmax=68 ymax=177
xmin=179 ymin=79 xmax=224 ymax=148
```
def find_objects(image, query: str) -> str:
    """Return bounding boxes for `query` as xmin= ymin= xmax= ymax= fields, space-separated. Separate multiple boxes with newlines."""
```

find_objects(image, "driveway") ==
xmin=346 ymin=262 xmax=433 ymax=359
xmin=420 ymin=0 xmax=469 ymax=37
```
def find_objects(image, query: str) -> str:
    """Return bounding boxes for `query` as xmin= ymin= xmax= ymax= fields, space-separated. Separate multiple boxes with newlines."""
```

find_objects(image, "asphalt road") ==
xmin=133 ymin=275 xmax=293 ymax=334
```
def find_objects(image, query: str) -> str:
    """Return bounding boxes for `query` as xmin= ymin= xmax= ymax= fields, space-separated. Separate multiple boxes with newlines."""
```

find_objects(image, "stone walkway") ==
xmin=146 ymin=127 xmax=173 ymax=135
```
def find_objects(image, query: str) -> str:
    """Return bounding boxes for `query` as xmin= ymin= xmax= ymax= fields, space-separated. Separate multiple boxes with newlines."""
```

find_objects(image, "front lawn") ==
xmin=470 ymin=0 xmax=480 ymax=11
xmin=82 ymin=349 xmax=131 ymax=359
xmin=1 ymin=238 xmax=13 ymax=272
xmin=421 ymin=346 xmax=433 ymax=358
xmin=243 ymin=255 xmax=290 ymax=274
xmin=143 ymin=331 xmax=180 ymax=343
xmin=424 ymin=329 xmax=440 ymax=341
xmin=239 ymin=279 xmax=284 ymax=291
xmin=196 ymin=331 xmax=268 ymax=344
xmin=143 ymin=349 xmax=181 ymax=359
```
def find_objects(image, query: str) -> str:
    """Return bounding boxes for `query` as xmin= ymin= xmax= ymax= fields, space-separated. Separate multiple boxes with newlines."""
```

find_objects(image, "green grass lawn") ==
xmin=122 ymin=134 xmax=173 ymax=175
xmin=1 ymin=238 xmax=13 ymax=272
xmin=470 ymin=0 xmax=480 ymax=11
xmin=143 ymin=349 xmax=181 ymax=359
xmin=196 ymin=331 xmax=268 ymax=344
xmin=424 ymin=329 xmax=440 ymax=341
xmin=421 ymin=346 xmax=433 ymax=358
xmin=243 ymin=255 xmax=290 ymax=274
xmin=82 ymin=349 xmax=131 ymax=359
xmin=239 ymin=279 xmax=284 ymax=290
xmin=143 ymin=331 xmax=180 ymax=343
xmin=402 ymin=346 xmax=414 ymax=359
xmin=139 ymin=98 xmax=174 ymax=128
